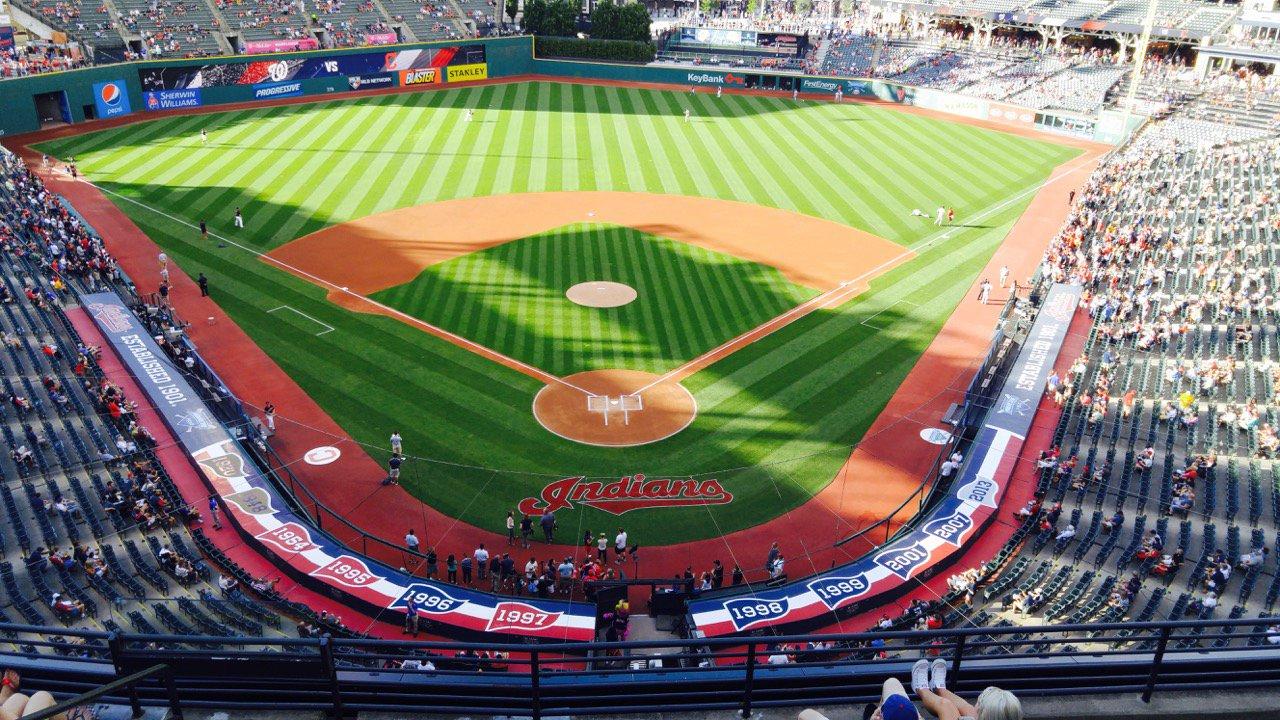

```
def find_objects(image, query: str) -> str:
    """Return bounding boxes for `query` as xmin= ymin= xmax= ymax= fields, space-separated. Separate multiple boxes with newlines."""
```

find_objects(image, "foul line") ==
xmin=860 ymin=299 xmax=920 ymax=329
xmin=267 ymin=305 xmax=335 ymax=336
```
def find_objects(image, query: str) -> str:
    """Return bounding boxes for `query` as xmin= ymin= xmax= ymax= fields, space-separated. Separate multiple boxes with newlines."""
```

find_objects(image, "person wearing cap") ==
xmin=864 ymin=662 xmax=919 ymax=720
xmin=910 ymin=658 xmax=1023 ymax=720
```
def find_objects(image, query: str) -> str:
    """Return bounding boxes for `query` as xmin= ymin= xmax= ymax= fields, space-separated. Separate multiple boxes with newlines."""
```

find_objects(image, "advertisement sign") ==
xmin=915 ymin=87 xmax=988 ymax=120
xmin=346 ymin=72 xmax=395 ymax=91
xmin=445 ymin=62 xmax=488 ymax=83
xmin=81 ymin=291 xmax=595 ymax=641
xmin=253 ymin=80 xmax=302 ymax=99
xmin=364 ymin=32 xmax=397 ymax=45
xmin=688 ymin=284 xmax=1082 ymax=636
xmin=986 ymin=102 xmax=1035 ymax=126
xmin=139 ymin=45 xmax=485 ymax=91
xmin=686 ymin=71 xmax=746 ymax=86
xmin=143 ymin=88 xmax=203 ymax=111
xmin=399 ymin=67 xmax=438 ymax=86
xmin=244 ymin=38 xmax=319 ymax=54
xmin=0 ymin=23 xmax=14 ymax=53
xmin=680 ymin=27 xmax=758 ymax=47
xmin=92 ymin=80 xmax=132 ymax=119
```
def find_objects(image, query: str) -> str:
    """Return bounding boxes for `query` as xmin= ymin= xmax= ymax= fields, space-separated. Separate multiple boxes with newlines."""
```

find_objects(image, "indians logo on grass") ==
xmin=485 ymin=601 xmax=562 ymax=633
xmin=517 ymin=474 xmax=733 ymax=516
xmin=86 ymin=302 xmax=136 ymax=333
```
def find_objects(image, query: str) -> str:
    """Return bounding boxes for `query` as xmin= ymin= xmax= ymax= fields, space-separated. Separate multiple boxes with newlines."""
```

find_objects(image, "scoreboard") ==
xmin=677 ymin=27 xmax=809 ymax=56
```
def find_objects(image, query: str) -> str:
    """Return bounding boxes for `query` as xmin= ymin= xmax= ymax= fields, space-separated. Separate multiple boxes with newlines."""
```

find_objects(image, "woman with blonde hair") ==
xmin=910 ymin=659 xmax=1022 ymax=720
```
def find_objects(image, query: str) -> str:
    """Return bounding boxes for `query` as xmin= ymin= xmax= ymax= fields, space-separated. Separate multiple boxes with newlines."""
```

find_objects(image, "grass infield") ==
xmin=36 ymin=81 xmax=1080 ymax=543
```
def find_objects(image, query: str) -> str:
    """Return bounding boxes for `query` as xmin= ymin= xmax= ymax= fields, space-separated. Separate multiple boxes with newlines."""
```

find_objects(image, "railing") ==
xmin=4 ymin=617 xmax=1279 ymax=717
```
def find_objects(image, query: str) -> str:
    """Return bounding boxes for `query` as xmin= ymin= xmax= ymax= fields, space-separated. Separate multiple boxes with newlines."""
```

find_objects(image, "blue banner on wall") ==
xmin=144 ymin=88 xmax=204 ymax=111
xmin=80 ymin=291 xmax=596 ymax=641
xmin=253 ymin=80 xmax=303 ymax=99
xmin=92 ymin=80 xmax=132 ymax=119
xmin=689 ymin=283 xmax=1082 ymax=636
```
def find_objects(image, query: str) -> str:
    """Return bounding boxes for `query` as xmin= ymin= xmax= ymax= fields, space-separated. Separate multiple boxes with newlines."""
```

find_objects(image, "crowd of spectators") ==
xmin=1 ymin=43 xmax=87 ymax=78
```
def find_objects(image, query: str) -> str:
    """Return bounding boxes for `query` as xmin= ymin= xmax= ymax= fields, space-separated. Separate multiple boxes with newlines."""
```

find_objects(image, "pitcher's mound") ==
xmin=566 ymin=281 xmax=637 ymax=308
xmin=533 ymin=369 xmax=696 ymax=447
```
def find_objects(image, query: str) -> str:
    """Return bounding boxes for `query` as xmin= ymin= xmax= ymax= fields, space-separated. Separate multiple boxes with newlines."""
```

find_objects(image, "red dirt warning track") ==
xmin=6 ymin=82 xmax=1109 ymax=628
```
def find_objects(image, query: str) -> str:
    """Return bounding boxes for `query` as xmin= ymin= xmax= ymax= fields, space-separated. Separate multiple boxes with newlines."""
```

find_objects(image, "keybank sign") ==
xmin=687 ymin=72 xmax=745 ymax=86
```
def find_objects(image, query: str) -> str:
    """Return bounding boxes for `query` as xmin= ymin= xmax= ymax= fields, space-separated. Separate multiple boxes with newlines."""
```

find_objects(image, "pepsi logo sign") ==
xmin=311 ymin=556 xmax=382 ymax=588
xmin=485 ymin=601 xmax=562 ymax=633
xmin=922 ymin=511 xmax=974 ymax=547
xmin=806 ymin=572 xmax=872 ymax=610
xmin=390 ymin=583 xmax=467 ymax=615
xmin=873 ymin=541 xmax=932 ymax=580
xmin=99 ymin=82 xmax=123 ymax=106
xmin=724 ymin=597 xmax=790 ymax=630
xmin=256 ymin=522 xmax=319 ymax=556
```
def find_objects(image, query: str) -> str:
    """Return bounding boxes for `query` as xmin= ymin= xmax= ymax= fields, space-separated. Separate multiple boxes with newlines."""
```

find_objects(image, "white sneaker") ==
xmin=930 ymin=658 xmax=948 ymax=690
xmin=911 ymin=659 xmax=930 ymax=692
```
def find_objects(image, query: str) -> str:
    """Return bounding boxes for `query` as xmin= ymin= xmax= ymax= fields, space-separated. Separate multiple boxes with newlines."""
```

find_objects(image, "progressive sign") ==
xmin=81 ymin=292 xmax=595 ymax=641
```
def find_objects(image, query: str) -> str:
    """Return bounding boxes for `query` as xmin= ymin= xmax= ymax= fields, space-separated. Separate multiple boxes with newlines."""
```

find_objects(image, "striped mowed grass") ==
xmin=370 ymin=222 xmax=820 ymax=377
xmin=35 ymin=81 xmax=1080 ymax=543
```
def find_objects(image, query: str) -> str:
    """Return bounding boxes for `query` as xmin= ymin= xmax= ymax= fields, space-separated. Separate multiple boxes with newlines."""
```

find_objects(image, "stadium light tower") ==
xmin=1118 ymin=0 xmax=1161 ymax=130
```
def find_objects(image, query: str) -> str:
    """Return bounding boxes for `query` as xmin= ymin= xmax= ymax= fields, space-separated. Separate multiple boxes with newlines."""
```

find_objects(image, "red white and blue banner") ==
xmin=688 ymin=283 xmax=1082 ymax=636
xmin=81 ymin=292 xmax=596 ymax=641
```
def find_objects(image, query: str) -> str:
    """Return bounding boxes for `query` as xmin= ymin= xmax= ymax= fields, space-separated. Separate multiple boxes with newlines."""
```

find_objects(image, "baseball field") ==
xmin=34 ymin=80 xmax=1081 ymax=544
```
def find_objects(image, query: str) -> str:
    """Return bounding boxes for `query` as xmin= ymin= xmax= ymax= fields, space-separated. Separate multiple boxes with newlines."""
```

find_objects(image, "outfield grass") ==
xmin=36 ymin=81 xmax=1080 ymax=544
xmin=371 ymin=222 xmax=820 ymax=376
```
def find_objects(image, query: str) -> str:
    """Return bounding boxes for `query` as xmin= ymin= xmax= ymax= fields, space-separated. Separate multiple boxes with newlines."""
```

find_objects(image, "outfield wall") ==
xmin=0 ymin=36 xmax=535 ymax=137
xmin=0 ymin=36 xmax=1140 ymax=143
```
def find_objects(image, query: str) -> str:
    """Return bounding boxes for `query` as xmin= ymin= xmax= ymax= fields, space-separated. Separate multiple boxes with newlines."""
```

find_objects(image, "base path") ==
xmin=266 ymin=190 xmax=909 ymax=294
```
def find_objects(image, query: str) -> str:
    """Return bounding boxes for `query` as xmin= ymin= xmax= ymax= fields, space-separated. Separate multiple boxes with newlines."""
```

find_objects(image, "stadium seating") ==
xmin=0 ymin=147 xmax=385 ymax=650
xmin=113 ymin=0 xmax=228 ymax=56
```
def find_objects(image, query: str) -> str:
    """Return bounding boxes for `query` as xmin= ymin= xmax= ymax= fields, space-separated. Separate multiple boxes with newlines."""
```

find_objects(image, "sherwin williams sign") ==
xmin=143 ymin=89 xmax=203 ymax=111
xmin=81 ymin=291 xmax=595 ymax=641
xmin=92 ymin=80 xmax=132 ymax=119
